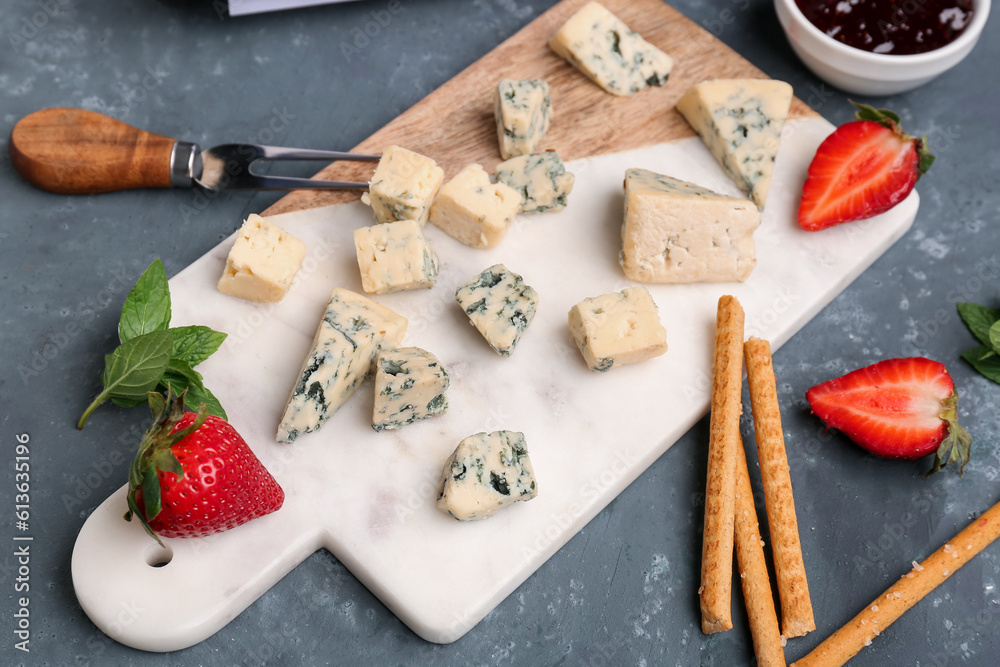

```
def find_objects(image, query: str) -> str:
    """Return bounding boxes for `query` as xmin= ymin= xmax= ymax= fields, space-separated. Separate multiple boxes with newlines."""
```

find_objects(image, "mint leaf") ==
xmin=159 ymin=366 xmax=227 ymax=420
xmin=163 ymin=358 xmax=204 ymax=388
xmin=78 ymin=331 xmax=173 ymax=428
xmin=957 ymin=302 xmax=1000 ymax=347
xmin=102 ymin=331 xmax=174 ymax=400
xmin=119 ymin=259 xmax=171 ymax=342
xmin=962 ymin=345 xmax=1000 ymax=385
xmin=169 ymin=325 xmax=227 ymax=366
xmin=991 ymin=321 xmax=1000 ymax=355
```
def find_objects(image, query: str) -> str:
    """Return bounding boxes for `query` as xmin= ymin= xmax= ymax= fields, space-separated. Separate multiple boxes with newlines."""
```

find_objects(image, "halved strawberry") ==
xmin=125 ymin=390 xmax=284 ymax=544
xmin=806 ymin=357 xmax=971 ymax=475
xmin=798 ymin=103 xmax=934 ymax=231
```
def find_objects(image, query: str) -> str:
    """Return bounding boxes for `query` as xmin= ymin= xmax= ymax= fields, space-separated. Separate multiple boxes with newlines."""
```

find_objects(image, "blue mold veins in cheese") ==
xmin=372 ymin=347 xmax=449 ymax=431
xmin=277 ymin=288 xmax=407 ymax=443
xmin=494 ymin=78 xmax=553 ymax=160
xmin=495 ymin=152 xmax=575 ymax=213
xmin=675 ymin=78 xmax=793 ymax=210
xmin=455 ymin=264 xmax=539 ymax=357
xmin=548 ymin=2 xmax=674 ymax=96
xmin=437 ymin=430 xmax=538 ymax=521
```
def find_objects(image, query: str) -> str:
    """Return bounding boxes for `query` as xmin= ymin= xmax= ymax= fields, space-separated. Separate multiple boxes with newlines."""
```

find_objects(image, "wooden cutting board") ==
xmin=265 ymin=0 xmax=816 ymax=216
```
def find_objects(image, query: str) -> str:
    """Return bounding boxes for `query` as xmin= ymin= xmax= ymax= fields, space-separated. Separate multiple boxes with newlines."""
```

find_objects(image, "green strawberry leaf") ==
xmin=957 ymin=302 xmax=1000 ymax=347
xmin=125 ymin=390 xmax=208 ymax=546
xmin=77 ymin=331 xmax=173 ymax=429
xmin=119 ymin=259 xmax=171 ymax=343
xmin=851 ymin=101 xmax=901 ymax=126
xmin=141 ymin=465 xmax=162 ymax=521
xmin=169 ymin=325 xmax=227 ymax=366
xmin=962 ymin=345 xmax=1000 ymax=384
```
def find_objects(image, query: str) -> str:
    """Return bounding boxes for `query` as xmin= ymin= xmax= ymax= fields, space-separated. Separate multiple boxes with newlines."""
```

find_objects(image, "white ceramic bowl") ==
xmin=775 ymin=0 xmax=991 ymax=95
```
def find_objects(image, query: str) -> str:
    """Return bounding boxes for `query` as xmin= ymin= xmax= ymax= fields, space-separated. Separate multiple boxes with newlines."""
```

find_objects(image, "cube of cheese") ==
xmin=437 ymin=430 xmax=538 ymax=521
xmin=495 ymin=152 xmax=575 ymax=213
xmin=620 ymin=168 xmax=760 ymax=283
xmin=568 ymin=287 xmax=667 ymax=372
xmin=676 ymin=79 xmax=793 ymax=209
xmin=353 ymin=220 xmax=439 ymax=295
xmin=217 ymin=214 xmax=305 ymax=302
xmin=362 ymin=145 xmax=445 ymax=225
xmin=455 ymin=264 xmax=538 ymax=357
xmin=372 ymin=347 xmax=449 ymax=431
xmin=428 ymin=164 xmax=522 ymax=249
xmin=494 ymin=79 xmax=553 ymax=160
xmin=276 ymin=288 xmax=407 ymax=443
xmin=549 ymin=2 xmax=674 ymax=96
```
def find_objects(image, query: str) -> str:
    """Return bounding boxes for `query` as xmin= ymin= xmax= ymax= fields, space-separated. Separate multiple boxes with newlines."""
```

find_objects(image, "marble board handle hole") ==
xmin=144 ymin=542 xmax=174 ymax=568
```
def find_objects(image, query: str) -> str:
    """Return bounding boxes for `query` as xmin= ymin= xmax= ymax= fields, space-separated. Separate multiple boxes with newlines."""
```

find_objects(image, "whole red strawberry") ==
xmin=798 ymin=103 xmax=935 ymax=231
xmin=125 ymin=390 xmax=284 ymax=544
xmin=806 ymin=357 xmax=971 ymax=475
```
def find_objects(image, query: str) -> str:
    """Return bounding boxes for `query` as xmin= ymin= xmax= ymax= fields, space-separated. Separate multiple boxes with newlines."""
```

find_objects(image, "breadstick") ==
xmin=735 ymin=434 xmax=786 ymax=667
xmin=700 ymin=295 xmax=744 ymax=634
xmin=792 ymin=499 xmax=1000 ymax=666
xmin=745 ymin=337 xmax=815 ymax=638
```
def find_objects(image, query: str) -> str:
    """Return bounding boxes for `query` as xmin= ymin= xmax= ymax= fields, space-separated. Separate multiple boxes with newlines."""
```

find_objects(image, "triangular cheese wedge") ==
xmin=676 ymin=79 xmax=793 ymax=210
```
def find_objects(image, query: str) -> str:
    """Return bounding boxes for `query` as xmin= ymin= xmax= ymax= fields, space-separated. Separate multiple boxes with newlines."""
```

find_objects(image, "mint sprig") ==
xmin=77 ymin=259 xmax=228 ymax=428
xmin=958 ymin=302 xmax=1000 ymax=384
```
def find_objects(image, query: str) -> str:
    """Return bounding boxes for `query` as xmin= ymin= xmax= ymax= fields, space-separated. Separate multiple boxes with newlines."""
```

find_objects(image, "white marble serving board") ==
xmin=72 ymin=116 xmax=918 ymax=651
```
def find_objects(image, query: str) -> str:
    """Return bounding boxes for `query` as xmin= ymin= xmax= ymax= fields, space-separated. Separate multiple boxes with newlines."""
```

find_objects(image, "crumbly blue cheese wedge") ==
xmin=494 ymin=78 xmax=553 ymax=160
xmin=437 ymin=430 xmax=538 ymax=521
xmin=620 ymin=168 xmax=760 ymax=283
xmin=428 ymin=164 xmax=522 ymax=249
xmin=277 ymin=288 xmax=407 ymax=443
xmin=455 ymin=264 xmax=538 ymax=357
xmin=361 ymin=145 xmax=445 ymax=226
xmin=217 ymin=214 xmax=305 ymax=303
xmin=568 ymin=286 xmax=667 ymax=372
xmin=495 ymin=152 xmax=575 ymax=213
xmin=675 ymin=79 xmax=793 ymax=209
xmin=548 ymin=1 xmax=674 ymax=96
xmin=353 ymin=220 xmax=439 ymax=295
xmin=372 ymin=347 xmax=449 ymax=431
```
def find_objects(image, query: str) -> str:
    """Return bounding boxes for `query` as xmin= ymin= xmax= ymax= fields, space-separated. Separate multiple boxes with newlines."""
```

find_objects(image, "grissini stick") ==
xmin=735 ymin=434 xmax=786 ymax=666
xmin=792 ymin=499 xmax=1000 ymax=666
xmin=745 ymin=337 xmax=815 ymax=638
xmin=700 ymin=295 xmax=744 ymax=633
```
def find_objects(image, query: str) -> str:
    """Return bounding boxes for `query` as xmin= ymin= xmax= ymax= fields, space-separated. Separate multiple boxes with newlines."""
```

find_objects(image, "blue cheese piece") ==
xmin=548 ymin=2 xmax=674 ymax=96
xmin=620 ymin=168 xmax=760 ymax=283
xmin=353 ymin=220 xmax=439 ymax=295
xmin=495 ymin=152 xmax=575 ymax=213
xmin=437 ymin=430 xmax=538 ymax=521
xmin=568 ymin=286 xmax=667 ymax=372
xmin=277 ymin=288 xmax=407 ymax=443
xmin=217 ymin=214 xmax=305 ymax=303
xmin=428 ymin=164 xmax=522 ymax=249
xmin=372 ymin=347 xmax=449 ymax=431
xmin=361 ymin=145 xmax=445 ymax=226
xmin=494 ymin=78 xmax=553 ymax=160
xmin=455 ymin=264 xmax=538 ymax=357
xmin=675 ymin=79 xmax=793 ymax=209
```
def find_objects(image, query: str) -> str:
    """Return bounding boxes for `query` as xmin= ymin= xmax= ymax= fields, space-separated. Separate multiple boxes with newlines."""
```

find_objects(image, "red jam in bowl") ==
xmin=794 ymin=0 xmax=975 ymax=55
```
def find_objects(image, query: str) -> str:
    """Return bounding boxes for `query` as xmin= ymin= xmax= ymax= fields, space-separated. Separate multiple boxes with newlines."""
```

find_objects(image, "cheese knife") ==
xmin=8 ymin=107 xmax=379 ymax=194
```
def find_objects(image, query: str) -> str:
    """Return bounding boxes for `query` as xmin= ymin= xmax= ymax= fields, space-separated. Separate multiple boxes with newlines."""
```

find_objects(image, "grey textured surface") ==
xmin=1 ymin=0 xmax=998 ymax=664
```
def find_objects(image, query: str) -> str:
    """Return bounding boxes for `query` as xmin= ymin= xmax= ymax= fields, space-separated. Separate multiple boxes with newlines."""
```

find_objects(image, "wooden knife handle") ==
xmin=8 ymin=107 xmax=180 ymax=194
